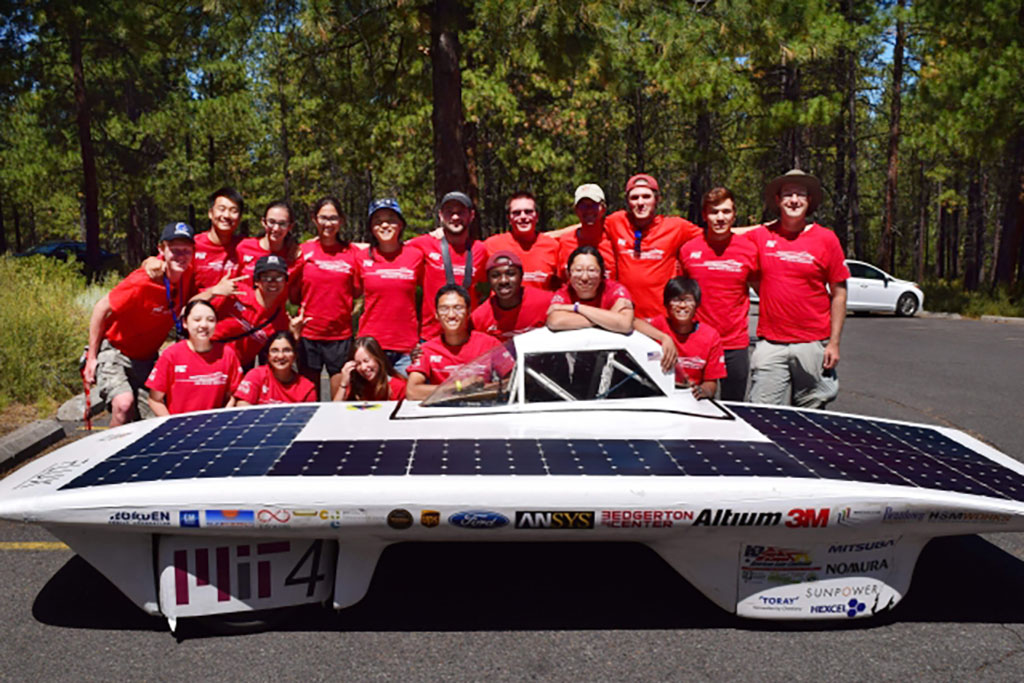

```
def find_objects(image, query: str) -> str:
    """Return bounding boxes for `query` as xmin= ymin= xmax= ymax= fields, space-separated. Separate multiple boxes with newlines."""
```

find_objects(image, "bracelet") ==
xmin=455 ymin=380 xmax=463 ymax=391
xmin=573 ymin=302 xmax=579 ymax=314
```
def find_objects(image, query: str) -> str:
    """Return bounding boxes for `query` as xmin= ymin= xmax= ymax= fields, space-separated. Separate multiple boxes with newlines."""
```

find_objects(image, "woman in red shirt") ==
xmin=333 ymin=336 xmax=407 ymax=402
xmin=547 ymin=245 xmax=634 ymax=333
xmin=234 ymin=201 xmax=302 ymax=284
xmin=355 ymin=198 xmax=424 ymax=375
xmin=234 ymin=331 xmax=316 ymax=405
xmin=146 ymin=300 xmax=243 ymax=415
xmin=296 ymin=197 xmax=361 ymax=399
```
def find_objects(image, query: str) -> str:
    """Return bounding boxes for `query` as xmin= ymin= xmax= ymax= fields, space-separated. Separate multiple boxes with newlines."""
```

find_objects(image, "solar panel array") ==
xmin=59 ymin=404 xmax=1024 ymax=502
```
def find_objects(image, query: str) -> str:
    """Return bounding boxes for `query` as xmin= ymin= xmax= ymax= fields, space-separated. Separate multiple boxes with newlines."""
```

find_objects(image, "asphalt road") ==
xmin=2 ymin=312 xmax=1024 ymax=681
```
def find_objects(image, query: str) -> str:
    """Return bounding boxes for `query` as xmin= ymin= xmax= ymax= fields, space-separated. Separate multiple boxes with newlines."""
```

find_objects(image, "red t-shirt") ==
xmin=105 ymin=268 xmax=194 ymax=360
xmin=192 ymin=231 xmax=242 ymax=290
xmin=746 ymin=223 xmax=850 ymax=343
xmin=483 ymin=231 xmax=560 ymax=290
xmin=295 ymin=239 xmax=360 ymax=340
xmin=551 ymin=279 xmax=633 ymax=310
xmin=407 ymin=331 xmax=502 ymax=385
xmin=234 ymin=364 xmax=317 ymax=405
xmin=649 ymin=317 xmax=727 ymax=386
xmin=471 ymin=287 xmax=553 ymax=341
xmin=556 ymin=225 xmax=618 ymax=281
xmin=408 ymin=234 xmax=488 ymax=340
xmin=356 ymin=245 xmax=424 ymax=352
xmin=604 ymin=211 xmax=701 ymax=320
xmin=145 ymin=340 xmax=243 ymax=414
xmin=343 ymin=375 xmax=407 ymax=402
xmin=678 ymin=234 xmax=759 ymax=350
xmin=211 ymin=284 xmax=289 ymax=367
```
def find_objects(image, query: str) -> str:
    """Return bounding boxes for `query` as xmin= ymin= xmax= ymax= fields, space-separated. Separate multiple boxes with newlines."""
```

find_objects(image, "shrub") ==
xmin=0 ymin=255 xmax=93 ymax=406
xmin=920 ymin=279 xmax=1024 ymax=317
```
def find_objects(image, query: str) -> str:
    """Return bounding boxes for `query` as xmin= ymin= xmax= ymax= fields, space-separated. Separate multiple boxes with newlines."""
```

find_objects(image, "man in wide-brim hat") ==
xmin=745 ymin=169 xmax=850 ymax=409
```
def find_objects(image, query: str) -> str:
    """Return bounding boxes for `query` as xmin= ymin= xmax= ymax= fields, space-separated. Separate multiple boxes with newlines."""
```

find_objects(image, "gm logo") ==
xmin=180 ymin=510 xmax=200 ymax=528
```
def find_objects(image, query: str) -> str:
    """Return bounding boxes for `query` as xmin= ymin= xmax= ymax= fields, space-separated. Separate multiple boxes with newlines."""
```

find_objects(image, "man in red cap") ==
xmin=484 ymin=192 xmax=560 ymax=291
xmin=603 ymin=174 xmax=702 ymax=320
xmin=746 ymin=169 xmax=850 ymax=408
xmin=471 ymin=250 xmax=553 ymax=341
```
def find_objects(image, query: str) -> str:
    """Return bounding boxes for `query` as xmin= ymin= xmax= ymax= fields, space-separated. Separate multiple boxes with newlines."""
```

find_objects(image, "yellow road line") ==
xmin=0 ymin=541 xmax=69 ymax=551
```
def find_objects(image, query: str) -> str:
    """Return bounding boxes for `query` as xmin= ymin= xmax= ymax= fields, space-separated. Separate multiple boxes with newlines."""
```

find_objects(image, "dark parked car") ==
xmin=16 ymin=240 xmax=122 ymax=272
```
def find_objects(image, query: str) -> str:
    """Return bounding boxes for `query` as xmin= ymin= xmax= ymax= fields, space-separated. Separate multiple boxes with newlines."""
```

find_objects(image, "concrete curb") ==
xmin=981 ymin=315 xmax=1024 ymax=325
xmin=0 ymin=419 xmax=66 ymax=472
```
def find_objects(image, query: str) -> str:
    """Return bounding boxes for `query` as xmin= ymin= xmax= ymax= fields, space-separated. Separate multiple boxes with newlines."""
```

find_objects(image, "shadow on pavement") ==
xmin=32 ymin=535 xmax=1024 ymax=638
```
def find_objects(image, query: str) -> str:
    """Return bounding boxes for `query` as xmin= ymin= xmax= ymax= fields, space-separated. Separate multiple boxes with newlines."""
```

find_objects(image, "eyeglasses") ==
xmin=264 ymin=219 xmax=290 ymax=229
xmin=633 ymin=229 xmax=643 ymax=257
xmin=259 ymin=273 xmax=287 ymax=283
xmin=569 ymin=266 xmax=602 ymax=277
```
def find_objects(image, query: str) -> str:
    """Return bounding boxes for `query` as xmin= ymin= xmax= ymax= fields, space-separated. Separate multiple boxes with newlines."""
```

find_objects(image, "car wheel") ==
xmin=895 ymin=293 xmax=919 ymax=317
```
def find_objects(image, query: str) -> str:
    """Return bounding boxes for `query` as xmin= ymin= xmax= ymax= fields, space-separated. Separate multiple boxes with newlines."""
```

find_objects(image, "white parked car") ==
xmin=749 ymin=260 xmax=925 ymax=316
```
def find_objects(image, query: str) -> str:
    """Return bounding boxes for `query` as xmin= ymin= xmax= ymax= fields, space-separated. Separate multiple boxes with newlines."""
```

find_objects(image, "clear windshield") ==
xmin=420 ymin=340 xmax=518 ymax=408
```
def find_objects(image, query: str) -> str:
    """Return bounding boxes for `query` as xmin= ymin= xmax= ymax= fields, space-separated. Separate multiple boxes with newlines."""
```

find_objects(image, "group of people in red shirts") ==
xmin=83 ymin=167 xmax=849 ymax=424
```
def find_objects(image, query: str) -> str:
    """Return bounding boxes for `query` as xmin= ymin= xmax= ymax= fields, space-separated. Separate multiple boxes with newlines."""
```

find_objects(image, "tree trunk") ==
xmin=916 ymin=161 xmax=927 ymax=282
xmin=781 ymin=60 xmax=803 ymax=169
xmin=430 ymin=0 xmax=473 ymax=205
xmin=964 ymin=167 xmax=982 ymax=290
xmin=847 ymin=52 xmax=863 ymax=259
xmin=630 ymin=84 xmax=646 ymax=172
xmin=127 ymin=199 xmax=144 ymax=266
xmin=936 ymin=188 xmax=946 ymax=279
xmin=68 ymin=16 xmax=101 ymax=277
xmin=994 ymin=130 xmax=1024 ymax=285
xmin=688 ymin=106 xmax=712 ymax=224
xmin=879 ymin=0 xmax=904 ymax=273
xmin=0 ymin=187 xmax=6 ymax=254
xmin=12 ymin=203 xmax=21 ymax=252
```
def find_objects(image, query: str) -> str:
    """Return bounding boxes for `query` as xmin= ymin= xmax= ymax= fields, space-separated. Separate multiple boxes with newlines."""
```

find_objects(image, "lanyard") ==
xmin=163 ymin=275 xmax=184 ymax=339
xmin=440 ymin=237 xmax=473 ymax=290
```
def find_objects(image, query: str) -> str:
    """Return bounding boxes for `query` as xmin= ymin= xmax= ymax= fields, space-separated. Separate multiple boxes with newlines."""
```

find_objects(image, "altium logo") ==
xmin=693 ymin=509 xmax=783 ymax=527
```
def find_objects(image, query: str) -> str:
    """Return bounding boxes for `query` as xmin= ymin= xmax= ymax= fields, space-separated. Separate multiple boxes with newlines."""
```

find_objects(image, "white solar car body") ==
xmin=2 ymin=327 xmax=1022 ymax=629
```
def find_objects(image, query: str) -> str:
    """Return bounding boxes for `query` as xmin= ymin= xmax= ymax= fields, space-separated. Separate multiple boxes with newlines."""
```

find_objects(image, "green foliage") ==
xmin=0 ymin=255 xmax=91 ymax=405
xmin=921 ymin=279 xmax=1024 ymax=318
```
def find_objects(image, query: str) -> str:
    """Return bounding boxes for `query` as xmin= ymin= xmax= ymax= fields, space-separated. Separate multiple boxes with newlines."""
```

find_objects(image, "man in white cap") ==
xmin=556 ymin=183 xmax=618 ymax=281
xmin=746 ymin=169 xmax=850 ymax=408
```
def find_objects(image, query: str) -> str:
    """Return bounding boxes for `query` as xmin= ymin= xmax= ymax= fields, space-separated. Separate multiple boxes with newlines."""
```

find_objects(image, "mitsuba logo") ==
xmin=515 ymin=511 xmax=594 ymax=530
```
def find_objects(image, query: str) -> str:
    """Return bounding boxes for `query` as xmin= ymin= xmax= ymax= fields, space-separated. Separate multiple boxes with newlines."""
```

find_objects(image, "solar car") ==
xmin=1 ymin=327 xmax=1020 ymax=631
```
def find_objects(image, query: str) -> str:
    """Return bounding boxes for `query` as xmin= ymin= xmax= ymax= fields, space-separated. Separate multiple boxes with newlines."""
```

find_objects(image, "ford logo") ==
xmin=448 ymin=510 xmax=509 ymax=529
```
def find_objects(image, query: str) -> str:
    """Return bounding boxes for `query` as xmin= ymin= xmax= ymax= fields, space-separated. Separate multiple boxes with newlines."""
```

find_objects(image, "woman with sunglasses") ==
xmin=294 ymin=197 xmax=361 ymax=399
xmin=546 ymin=245 xmax=634 ymax=333
xmin=233 ymin=331 xmax=316 ymax=405
xmin=145 ymin=299 xmax=243 ymax=416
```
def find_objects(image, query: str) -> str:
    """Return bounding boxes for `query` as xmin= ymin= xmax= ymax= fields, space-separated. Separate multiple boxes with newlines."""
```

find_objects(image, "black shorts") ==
xmin=299 ymin=338 xmax=351 ymax=375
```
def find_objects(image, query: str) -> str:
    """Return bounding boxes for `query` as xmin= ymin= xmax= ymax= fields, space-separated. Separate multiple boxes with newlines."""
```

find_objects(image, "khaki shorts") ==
xmin=749 ymin=339 xmax=839 ymax=409
xmin=95 ymin=340 xmax=155 ymax=419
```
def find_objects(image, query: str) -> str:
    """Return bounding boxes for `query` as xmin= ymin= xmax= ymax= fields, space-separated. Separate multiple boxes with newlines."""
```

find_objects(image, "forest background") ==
xmin=2 ymin=0 xmax=1023 ymax=294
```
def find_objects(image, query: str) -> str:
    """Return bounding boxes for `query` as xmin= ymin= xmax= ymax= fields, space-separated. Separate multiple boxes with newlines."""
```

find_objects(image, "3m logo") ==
xmin=786 ymin=508 xmax=830 ymax=528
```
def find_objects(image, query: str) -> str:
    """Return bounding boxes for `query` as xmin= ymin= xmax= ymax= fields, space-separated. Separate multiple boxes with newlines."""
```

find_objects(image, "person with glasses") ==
xmin=83 ymin=222 xmax=199 ymax=426
xmin=356 ymin=198 xmax=424 ymax=375
xmin=483 ymin=191 xmax=560 ymax=290
xmin=555 ymin=183 xmax=617 ymax=282
xmin=146 ymin=299 xmax=244 ymax=416
xmin=633 ymin=277 xmax=726 ymax=400
xmin=406 ymin=285 xmax=502 ymax=400
xmin=471 ymin=250 xmax=553 ymax=341
xmin=547 ymin=245 xmax=634 ymax=333
xmin=234 ymin=201 xmax=303 ymax=290
xmin=746 ymin=169 xmax=850 ymax=408
xmin=293 ymin=197 xmax=360 ymax=399
xmin=597 ymin=174 xmax=702 ymax=321
xmin=678 ymin=187 xmax=759 ymax=401
xmin=193 ymin=254 xmax=309 ymax=369
xmin=233 ymin=331 xmax=316 ymax=405
xmin=409 ymin=191 xmax=489 ymax=341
